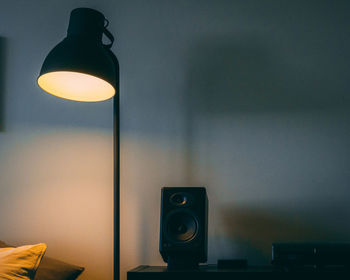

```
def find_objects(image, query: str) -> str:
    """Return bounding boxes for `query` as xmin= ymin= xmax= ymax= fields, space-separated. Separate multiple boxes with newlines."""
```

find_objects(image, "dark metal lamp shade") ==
xmin=37 ymin=8 xmax=116 ymax=102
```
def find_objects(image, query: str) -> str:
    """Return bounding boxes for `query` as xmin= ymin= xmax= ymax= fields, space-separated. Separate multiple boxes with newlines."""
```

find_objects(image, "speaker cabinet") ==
xmin=159 ymin=187 xmax=208 ymax=269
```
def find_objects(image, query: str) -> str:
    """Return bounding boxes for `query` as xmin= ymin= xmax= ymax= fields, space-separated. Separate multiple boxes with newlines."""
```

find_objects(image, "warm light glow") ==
xmin=37 ymin=71 xmax=115 ymax=102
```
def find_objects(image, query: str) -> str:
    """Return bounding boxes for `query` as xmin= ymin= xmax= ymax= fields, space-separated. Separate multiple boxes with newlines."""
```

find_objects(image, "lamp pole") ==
xmin=111 ymin=52 xmax=120 ymax=280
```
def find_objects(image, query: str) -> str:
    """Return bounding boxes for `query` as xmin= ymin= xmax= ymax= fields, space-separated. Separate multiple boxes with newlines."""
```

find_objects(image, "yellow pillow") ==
xmin=0 ymin=243 xmax=47 ymax=280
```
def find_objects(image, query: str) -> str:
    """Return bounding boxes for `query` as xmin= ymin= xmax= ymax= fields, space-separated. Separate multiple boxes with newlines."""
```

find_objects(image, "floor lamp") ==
xmin=37 ymin=8 xmax=120 ymax=280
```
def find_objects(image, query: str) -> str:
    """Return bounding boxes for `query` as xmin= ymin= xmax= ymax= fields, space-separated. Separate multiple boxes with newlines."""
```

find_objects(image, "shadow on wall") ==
xmin=220 ymin=204 xmax=349 ymax=263
xmin=184 ymin=35 xmax=350 ymax=115
xmin=184 ymin=34 xmax=350 ymax=183
xmin=183 ymin=35 xmax=350 ymax=183
xmin=186 ymin=36 xmax=350 ymax=116
xmin=183 ymin=34 xmax=350 ymax=260
xmin=0 ymin=37 xmax=6 ymax=131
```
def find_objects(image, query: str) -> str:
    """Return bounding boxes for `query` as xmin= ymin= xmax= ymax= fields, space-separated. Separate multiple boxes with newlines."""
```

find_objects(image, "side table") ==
xmin=127 ymin=265 xmax=349 ymax=280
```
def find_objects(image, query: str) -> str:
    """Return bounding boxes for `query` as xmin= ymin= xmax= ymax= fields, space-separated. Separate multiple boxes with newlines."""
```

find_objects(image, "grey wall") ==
xmin=0 ymin=0 xmax=349 ymax=279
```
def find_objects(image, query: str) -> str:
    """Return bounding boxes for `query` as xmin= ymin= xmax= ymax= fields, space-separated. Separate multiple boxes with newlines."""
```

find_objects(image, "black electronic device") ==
xmin=159 ymin=187 xmax=208 ymax=270
xmin=272 ymin=242 xmax=350 ymax=269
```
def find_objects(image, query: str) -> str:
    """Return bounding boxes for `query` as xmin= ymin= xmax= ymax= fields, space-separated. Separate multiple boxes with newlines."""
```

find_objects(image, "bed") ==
xmin=0 ymin=240 xmax=84 ymax=280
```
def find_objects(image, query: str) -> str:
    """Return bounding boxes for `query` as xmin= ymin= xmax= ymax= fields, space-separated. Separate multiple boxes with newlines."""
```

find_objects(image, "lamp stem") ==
xmin=113 ymin=73 xmax=120 ymax=280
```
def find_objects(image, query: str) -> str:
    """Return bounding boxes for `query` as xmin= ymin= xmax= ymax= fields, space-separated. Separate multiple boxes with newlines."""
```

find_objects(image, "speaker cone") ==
xmin=166 ymin=211 xmax=198 ymax=242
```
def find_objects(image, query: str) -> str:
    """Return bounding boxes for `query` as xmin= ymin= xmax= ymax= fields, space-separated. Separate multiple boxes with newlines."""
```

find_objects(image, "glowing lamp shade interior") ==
xmin=38 ymin=71 xmax=115 ymax=102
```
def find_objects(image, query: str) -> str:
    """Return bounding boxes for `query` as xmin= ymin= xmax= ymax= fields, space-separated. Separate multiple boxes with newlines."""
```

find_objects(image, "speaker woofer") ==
xmin=166 ymin=211 xmax=198 ymax=243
